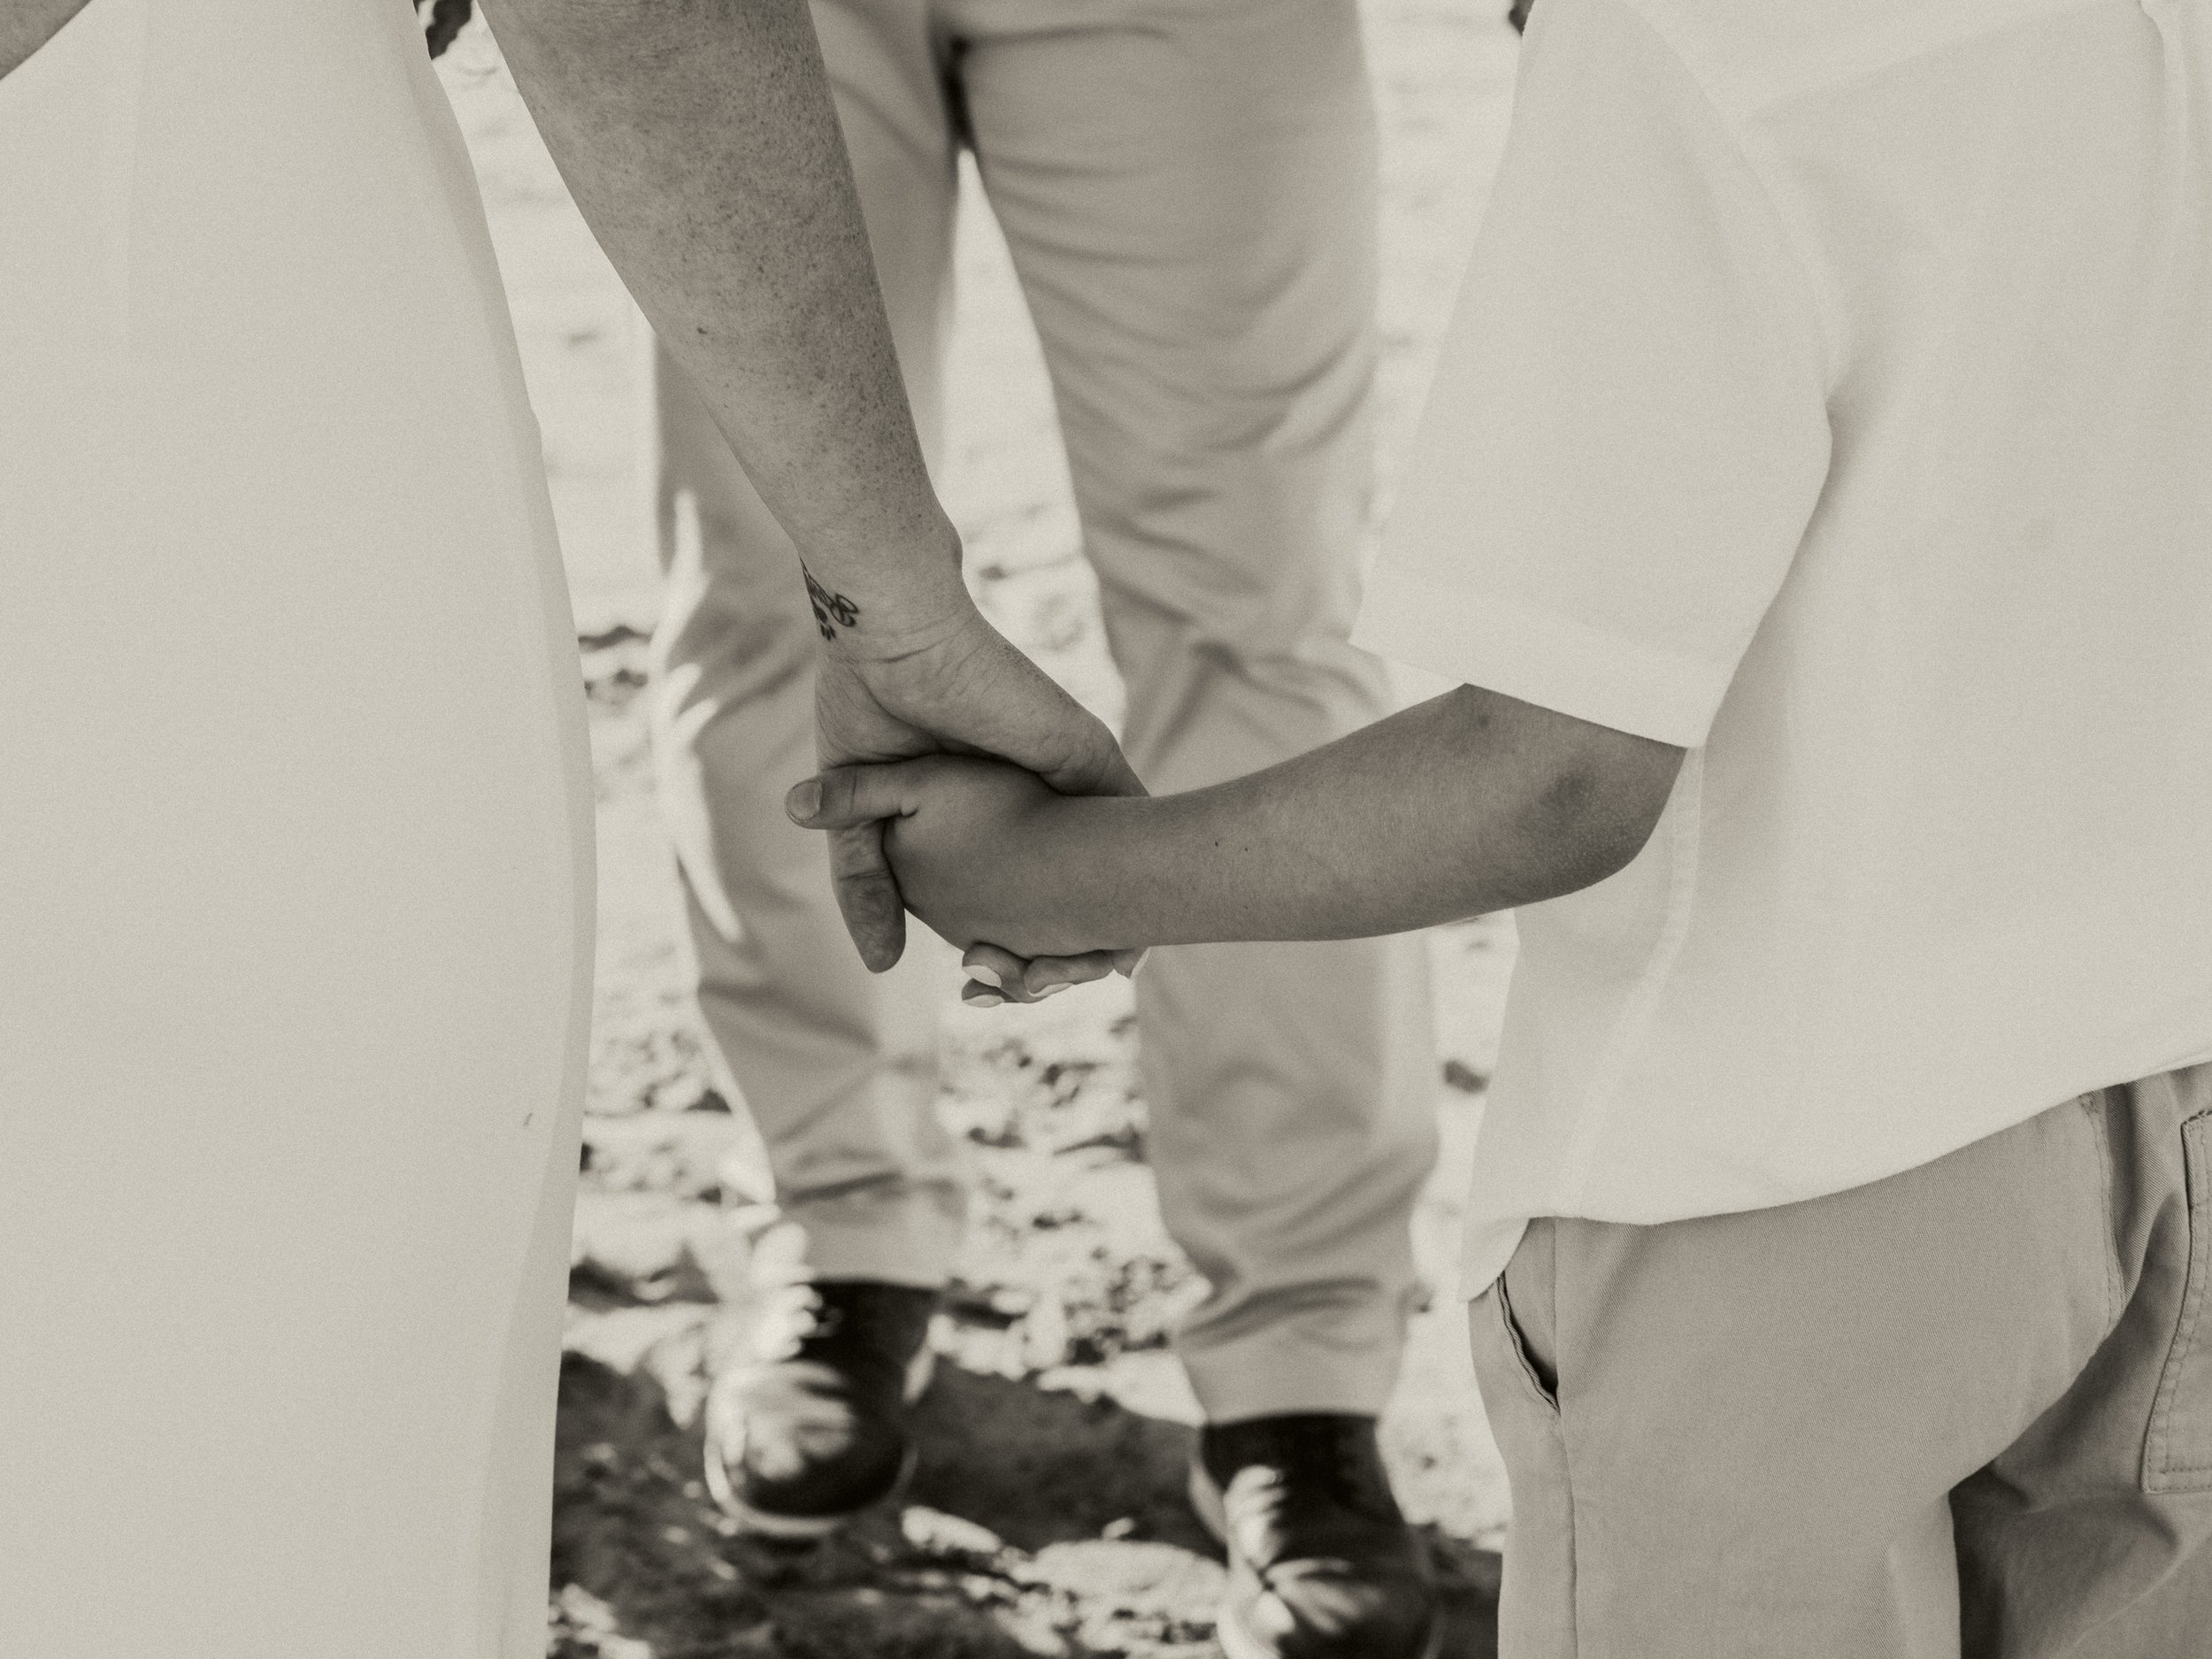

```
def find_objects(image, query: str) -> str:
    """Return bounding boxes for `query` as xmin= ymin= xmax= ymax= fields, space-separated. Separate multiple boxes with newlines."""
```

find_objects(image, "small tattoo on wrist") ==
xmin=803 ymin=565 xmax=860 ymax=641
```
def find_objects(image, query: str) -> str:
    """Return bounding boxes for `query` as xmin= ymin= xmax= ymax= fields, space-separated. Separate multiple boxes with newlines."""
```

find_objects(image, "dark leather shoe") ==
xmin=702 ymin=1279 xmax=937 ymax=1539
xmin=1190 ymin=1413 xmax=1440 ymax=1659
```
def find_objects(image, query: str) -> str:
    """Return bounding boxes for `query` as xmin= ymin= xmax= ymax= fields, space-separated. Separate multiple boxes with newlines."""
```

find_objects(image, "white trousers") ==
xmin=641 ymin=0 xmax=1436 ymax=1420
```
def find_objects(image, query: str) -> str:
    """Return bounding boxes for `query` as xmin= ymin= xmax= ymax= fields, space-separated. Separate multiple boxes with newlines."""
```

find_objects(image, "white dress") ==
xmin=0 ymin=3 xmax=592 ymax=1655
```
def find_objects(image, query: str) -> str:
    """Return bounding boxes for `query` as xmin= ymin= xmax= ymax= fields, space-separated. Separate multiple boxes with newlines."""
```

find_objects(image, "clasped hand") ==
xmin=808 ymin=601 xmax=1143 ymax=1002
xmin=790 ymin=751 xmax=1139 ymax=1005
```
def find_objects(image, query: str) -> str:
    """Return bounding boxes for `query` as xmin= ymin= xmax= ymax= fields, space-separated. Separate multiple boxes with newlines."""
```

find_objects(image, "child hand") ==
xmin=787 ymin=755 xmax=1118 ymax=966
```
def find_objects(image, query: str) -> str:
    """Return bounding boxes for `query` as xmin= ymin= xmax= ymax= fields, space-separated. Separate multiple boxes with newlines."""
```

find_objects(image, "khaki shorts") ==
xmin=1470 ymin=1063 xmax=2212 ymax=1657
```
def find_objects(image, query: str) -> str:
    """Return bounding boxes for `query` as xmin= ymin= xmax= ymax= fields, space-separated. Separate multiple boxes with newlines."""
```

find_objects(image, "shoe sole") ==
xmin=708 ymin=1344 xmax=938 ymax=1540
xmin=1187 ymin=1461 xmax=1445 ymax=1659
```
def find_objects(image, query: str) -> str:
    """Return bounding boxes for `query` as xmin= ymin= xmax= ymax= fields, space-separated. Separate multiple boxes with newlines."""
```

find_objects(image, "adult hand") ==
xmin=804 ymin=600 xmax=1147 ymax=978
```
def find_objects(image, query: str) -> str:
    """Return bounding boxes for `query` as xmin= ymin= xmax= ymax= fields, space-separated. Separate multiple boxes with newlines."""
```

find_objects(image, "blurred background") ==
xmin=430 ymin=4 xmax=1528 ymax=1653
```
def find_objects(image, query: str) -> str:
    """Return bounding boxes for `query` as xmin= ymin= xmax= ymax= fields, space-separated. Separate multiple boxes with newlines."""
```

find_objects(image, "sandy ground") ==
xmin=434 ymin=7 xmax=1525 ymax=1654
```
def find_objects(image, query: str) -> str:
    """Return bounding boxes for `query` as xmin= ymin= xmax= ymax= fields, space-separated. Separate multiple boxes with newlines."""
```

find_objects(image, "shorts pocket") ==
xmin=2146 ymin=1110 xmax=2212 ymax=1493
xmin=1489 ymin=1273 xmax=1562 ymax=1418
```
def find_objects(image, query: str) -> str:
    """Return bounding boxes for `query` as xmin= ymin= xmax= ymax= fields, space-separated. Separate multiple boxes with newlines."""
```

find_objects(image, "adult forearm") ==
xmin=1021 ymin=687 xmax=1684 ymax=952
xmin=477 ymin=0 xmax=966 ymax=647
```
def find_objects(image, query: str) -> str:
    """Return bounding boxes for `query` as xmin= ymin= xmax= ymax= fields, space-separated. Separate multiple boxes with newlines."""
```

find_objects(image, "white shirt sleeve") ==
xmin=1354 ymin=0 xmax=1832 ymax=748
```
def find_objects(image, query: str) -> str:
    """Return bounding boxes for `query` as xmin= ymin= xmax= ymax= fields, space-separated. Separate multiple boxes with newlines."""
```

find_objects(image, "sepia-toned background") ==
xmin=433 ymin=4 xmax=1526 ymax=1651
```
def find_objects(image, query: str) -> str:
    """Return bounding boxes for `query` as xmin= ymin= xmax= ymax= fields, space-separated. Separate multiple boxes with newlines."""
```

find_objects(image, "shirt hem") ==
xmin=1350 ymin=574 xmax=1729 ymax=748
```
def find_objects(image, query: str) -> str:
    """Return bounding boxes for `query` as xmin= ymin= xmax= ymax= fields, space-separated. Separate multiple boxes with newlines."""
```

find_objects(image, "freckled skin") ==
xmin=475 ymin=0 xmax=1144 ymax=970
xmin=810 ymin=683 xmax=1686 ymax=959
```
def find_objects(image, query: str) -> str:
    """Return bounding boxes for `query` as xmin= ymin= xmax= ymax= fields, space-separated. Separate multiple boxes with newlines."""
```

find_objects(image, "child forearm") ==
xmin=1027 ymin=686 xmax=1685 ymax=951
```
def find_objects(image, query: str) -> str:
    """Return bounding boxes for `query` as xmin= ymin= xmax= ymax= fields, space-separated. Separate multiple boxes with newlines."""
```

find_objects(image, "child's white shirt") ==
xmin=1351 ymin=0 xmax=2212 ymax=1295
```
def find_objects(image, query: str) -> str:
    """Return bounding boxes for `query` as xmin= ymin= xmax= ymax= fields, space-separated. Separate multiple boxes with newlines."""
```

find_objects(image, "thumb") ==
xmin=1068 ymin=736 xmax=1146 ymax=802
xmin=787 ymin=759 xmax=933 ymax=830
xmin=1025 ymin=709 xmax=1147 ymax=803
xmin=948 ymin=632 xmax=1143 ymax=800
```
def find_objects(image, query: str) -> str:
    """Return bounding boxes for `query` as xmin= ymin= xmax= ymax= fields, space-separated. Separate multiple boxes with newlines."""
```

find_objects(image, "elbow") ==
xmin=1523 ymin=737 xmax=1684 ymax=898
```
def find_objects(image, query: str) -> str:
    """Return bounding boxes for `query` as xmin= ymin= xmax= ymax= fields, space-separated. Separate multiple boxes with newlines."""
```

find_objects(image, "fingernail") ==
xmin=967 ymin=964 xmax=1003 ymax=990
xmin=1035 ymin=981 xmax=1071 ymax=998
xmin=785 ymin=779 xmax=821 ymax=823
xmin=963 ymin=989 xmax=1004 ymax=1008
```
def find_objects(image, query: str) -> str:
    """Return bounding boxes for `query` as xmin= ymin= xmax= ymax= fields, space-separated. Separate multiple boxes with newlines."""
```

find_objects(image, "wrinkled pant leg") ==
xmin=1471 ymin=1092 xmax=2125 ymax=1657
xmin=953 ymin=0 xmax=1435 ymax=1418
xmin=1952 ymin=1061 xmax=2212 ymax=1658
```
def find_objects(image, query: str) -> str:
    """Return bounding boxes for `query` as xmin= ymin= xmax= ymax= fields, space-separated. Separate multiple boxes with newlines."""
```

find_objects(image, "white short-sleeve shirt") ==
xmin=1352 ymin=0 xmax=2212 ymax=1295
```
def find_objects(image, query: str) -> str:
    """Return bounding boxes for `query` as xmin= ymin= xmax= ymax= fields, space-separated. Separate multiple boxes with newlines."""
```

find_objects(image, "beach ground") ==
xmin=435 ymin=7 xmax=1525 ymax=1653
